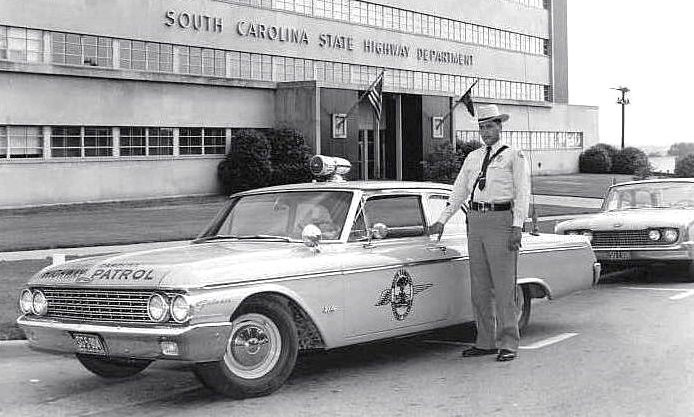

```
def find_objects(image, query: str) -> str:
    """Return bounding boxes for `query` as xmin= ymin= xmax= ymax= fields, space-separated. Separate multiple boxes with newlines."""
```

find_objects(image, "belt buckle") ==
xmin=479 ymin=203 xmax=488 ymax=213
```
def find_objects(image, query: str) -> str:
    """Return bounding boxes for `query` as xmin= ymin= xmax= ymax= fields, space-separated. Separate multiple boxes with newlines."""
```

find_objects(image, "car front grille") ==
xmin=591 ymin=230 xmax=671 ymax=248
xmin=41 ymin=288 xmax=154 ymax=323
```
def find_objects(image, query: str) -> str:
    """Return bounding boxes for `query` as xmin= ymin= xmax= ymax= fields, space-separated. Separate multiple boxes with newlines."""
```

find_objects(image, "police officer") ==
xmin=429 ymin=104 xmax=530 ymax=362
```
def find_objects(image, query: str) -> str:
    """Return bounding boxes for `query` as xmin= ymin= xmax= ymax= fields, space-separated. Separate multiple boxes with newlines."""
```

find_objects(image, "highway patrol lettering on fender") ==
xmin=88 ymin=268 xmax=155 ymax=281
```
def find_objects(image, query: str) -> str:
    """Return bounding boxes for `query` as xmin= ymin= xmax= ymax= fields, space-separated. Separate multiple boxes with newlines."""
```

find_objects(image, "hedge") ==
xmin=675 ymin=154 xmax=694 ymax=177
xmin=218 ymin=128 xmax=313 ymax=194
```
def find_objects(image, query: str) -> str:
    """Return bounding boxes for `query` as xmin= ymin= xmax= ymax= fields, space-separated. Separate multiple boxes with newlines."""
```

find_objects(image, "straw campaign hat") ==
xmin=477 ymin=104 xmax=510 ymax=124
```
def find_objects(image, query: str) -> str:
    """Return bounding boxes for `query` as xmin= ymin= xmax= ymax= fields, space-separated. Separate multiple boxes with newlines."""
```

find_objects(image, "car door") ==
xmin=424 ymin=193 xmax=473 ymax=323
xmin=342 ymin=192 xmax=462 ymax=341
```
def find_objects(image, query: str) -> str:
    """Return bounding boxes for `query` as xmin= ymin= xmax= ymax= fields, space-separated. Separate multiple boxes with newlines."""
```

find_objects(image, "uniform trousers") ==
xmin=466 ymin=209 xmax=520 ymax=351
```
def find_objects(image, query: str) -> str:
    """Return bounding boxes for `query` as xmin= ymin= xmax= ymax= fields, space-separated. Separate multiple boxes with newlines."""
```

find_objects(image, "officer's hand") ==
xmin=508 ymin=226 xmax=522 ymax=251
xmin=429 ymin=222 xmax=445 ymax=241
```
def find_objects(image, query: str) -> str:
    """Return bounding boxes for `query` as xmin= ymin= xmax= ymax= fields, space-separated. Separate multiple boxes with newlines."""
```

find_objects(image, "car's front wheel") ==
xmin=76 ymin=354 xmax=152 ymax=378
xmin=516 ymin=284 xmax=532 ymax=334
xmin=194 ymin=297 xmax=298 ymax=399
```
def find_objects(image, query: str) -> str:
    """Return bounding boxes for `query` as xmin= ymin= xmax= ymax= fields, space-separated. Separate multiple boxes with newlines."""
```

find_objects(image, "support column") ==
xmin=395 ymin=94 xmax=403 ymax=181
xmin=42 ymin=126 xmax=51 ymax=159
xmin=314 ymin=86 xmax=321 ymax=155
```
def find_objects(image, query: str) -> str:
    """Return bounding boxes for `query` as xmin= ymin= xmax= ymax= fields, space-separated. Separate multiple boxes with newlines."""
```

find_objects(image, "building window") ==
xmin=119 ymin=40 xmax=173 ymax=72
xmin=52 ymin=32 xmax=112 ymax=67
xmin=179 ymin=128 xmax=226 ymax=155
xmin=0 ymin=26 xmax=43 ymax=62
xmin=120 ymin=127 xmax=147 ymax=156
xmin=50 ymin=127 xmax=82 ymax=157
xmin=148 ymin=128 xmax=174 ymax=155
xmin=120 ymin=127 xmax=174 ymax=156
xmin=84 ymin=127 xmax=112 ymax=156
xmin=456 ymin=130 xmax=584 ymax=150
xmin=179 ymin=128 xmax=203 ymax=155
xmin=0 ymin=126 xmax=43 ymax=159
xmin=203 ymin=128 xmax=226 ymax=154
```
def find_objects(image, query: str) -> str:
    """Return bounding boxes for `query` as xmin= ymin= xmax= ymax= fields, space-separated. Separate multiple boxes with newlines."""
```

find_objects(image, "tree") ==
xmin=668 ymin=142 xmax=694 ymax=157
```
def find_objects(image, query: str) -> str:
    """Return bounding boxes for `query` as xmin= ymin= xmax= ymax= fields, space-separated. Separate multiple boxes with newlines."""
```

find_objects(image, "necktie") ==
xmin=478 ymin=146 xmax=492 ymax=190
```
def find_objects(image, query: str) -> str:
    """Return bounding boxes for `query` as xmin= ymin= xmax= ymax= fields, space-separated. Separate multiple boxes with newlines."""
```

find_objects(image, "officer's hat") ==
xmin=477 ymin=104 xmax=510 ymax=124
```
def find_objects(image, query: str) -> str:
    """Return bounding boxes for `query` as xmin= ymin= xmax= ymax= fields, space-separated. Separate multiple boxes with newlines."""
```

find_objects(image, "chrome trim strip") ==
xmin=593 ymin=245 xmax=684 ymax=252
xmin=202 ymin=245 xmax=588 ymax=289
xmin=17 ymin=316 xmax=231 ymax=336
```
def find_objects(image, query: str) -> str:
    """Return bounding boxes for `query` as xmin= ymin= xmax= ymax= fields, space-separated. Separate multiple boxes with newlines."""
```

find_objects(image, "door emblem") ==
xmin=613 ymin=222 xmax=623 ymax=228
xmin=374 ymin=269 xmax=433 ymax=321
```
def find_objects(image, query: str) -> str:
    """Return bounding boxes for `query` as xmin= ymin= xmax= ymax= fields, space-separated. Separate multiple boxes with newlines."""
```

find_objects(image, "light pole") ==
xmin=611 ymin=87 xmax=630 ymax=149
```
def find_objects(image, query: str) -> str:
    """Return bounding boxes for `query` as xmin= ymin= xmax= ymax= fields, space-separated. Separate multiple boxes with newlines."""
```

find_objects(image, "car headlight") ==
xmin=581 ymin=230 xmax=593 ymax=241
xmin=19 ymin=289 xmax=34 ymax=314
xmin=170 ymin=295 xmax=191 ymax=323
xmin=648 ymin=229 xmax=661 ymax=241
xmin=32 ymin=290 xmax=48 ymax=316
xmin=147 ymin=294 xmax=170 ymax=322
xmin=663 ymin=228 xmax=679 ymax=243
xmin=566 ymin=230 xmax=579 ymax=235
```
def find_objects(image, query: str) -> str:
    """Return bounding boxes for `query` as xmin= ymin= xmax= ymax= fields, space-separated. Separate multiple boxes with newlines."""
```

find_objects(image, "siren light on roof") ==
xmin=309 ymin=155 xmax=351 ymax=182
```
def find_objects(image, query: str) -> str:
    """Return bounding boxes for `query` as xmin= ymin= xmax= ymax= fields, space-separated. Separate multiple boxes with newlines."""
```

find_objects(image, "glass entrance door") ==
xmin=357 ymin=129 xmax=388 ymax=180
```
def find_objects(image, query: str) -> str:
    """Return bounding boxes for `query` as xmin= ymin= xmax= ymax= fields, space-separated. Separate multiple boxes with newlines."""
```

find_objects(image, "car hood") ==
xmin=556 ymin=209 xmax=694 ymax=232
xmin=28 ymin=241 xmax=341 ymax=289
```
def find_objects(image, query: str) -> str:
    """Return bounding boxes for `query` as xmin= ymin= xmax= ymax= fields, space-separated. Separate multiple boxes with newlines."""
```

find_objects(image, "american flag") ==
xmin=366 ymin=71 xmax=384 ymax=120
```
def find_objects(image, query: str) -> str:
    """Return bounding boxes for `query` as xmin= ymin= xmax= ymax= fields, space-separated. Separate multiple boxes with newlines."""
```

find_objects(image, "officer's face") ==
xmin=479 ymin=120 xmax=502 ymax=146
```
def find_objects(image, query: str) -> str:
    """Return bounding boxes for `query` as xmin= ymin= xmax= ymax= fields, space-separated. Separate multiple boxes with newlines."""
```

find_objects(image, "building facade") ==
xmin=0 ymin=0 xmax=598 ymax=208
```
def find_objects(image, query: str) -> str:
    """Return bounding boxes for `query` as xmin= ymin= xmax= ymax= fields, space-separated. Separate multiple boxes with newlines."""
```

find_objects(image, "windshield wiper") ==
xmin=194 ymin=234 xmax=299 ymax=243
xmin=192 ymin=235 xmax=240 ymax=243
xmin=234 ymin=235 xmax=299 ymax=242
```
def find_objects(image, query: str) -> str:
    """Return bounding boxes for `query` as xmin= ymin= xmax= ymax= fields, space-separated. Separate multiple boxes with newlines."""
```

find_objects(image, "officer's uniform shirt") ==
xmin=437 ymin=140 xmax=531 ymax=227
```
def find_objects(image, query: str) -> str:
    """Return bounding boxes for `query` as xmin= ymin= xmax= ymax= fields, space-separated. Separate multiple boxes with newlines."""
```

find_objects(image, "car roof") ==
xmin=611 ymin=178 xmax=694 ymax=188
xmin=233 ymin=181 xmax=453 ymax=196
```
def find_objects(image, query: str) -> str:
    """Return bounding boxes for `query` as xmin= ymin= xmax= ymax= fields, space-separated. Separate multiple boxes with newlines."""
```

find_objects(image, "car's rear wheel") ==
xmin=516 ymin=284 xmax=532 ymax=335
xmin=194 ymin=298 xmax=298 ymax=399
xmin=76 ymin=354 xmax=152 ymax=378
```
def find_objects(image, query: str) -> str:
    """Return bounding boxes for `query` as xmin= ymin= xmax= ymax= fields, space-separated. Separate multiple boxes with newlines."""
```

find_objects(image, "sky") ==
xmin=567 ymin=1 xmax=694 ymax=150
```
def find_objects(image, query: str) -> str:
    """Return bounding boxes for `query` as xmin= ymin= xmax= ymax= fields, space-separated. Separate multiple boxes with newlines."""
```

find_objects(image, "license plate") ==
xmin=605 ymin=251 xmax=631 ymax=261
xmin=72 ymin=333 xmax=106 ymax=355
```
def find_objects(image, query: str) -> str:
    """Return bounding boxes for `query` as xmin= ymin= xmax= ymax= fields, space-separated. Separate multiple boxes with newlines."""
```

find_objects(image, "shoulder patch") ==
xmin=517 ymin=150 xmax=525 ymax=158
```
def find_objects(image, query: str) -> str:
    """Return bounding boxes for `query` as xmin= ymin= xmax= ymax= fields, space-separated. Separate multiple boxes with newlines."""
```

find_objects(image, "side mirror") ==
xmin=302 ymin=224 xmax=322 ymax=250
xmin=371 ymin=223 xmax=388 ymax=240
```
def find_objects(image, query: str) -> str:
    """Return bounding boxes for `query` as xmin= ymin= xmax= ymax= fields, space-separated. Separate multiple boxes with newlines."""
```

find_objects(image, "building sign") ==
xmin=163 ymin=11 xmax=473 ymax=67
xmin=165 ymin=10 xmax=223 ymax=32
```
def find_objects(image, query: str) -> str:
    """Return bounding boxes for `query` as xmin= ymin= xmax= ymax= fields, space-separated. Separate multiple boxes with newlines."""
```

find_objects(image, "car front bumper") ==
xmin=17 ymin=316 xmax=232 ymax=362
xmin=593 ymin=242 xmax=694 ymax=263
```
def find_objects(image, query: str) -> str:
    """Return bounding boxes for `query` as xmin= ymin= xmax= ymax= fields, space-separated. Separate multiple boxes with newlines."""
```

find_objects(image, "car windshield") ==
xmin=198 ymin=191 xmax=353 ymax=242
xmin=603 ymin=182 xmax=694 ymax=210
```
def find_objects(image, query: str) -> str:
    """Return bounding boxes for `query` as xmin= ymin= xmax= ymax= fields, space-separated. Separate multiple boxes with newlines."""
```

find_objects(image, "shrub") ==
xmin=421 ymin=141 xmax=461 ymax=184
xmin=218 ymin=129 xmax=272 ymax=195
xmin=675 ymin=154 xmax=694 ymax=177
xmin=579 ymin=146 xmax=612 ymax=173
xmin=421 ymin=140 xmax=483 ymax=184
xmin=457 ymin=139 xmax=483 ymax=162
xmin=612 ymin=147 xmax=650 ymax=175
xmin=592 ymin=143 xmax=619 ymax=163
xmin=267 ymin=128 xmax=313 ymax=186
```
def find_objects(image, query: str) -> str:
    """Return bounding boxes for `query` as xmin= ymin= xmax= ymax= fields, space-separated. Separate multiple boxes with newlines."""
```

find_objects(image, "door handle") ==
xmin=425 ymin=244 xmax=447 ymax=253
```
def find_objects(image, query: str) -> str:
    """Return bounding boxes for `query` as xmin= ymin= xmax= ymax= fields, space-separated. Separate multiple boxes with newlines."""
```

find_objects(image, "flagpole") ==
xmin=374 ymin=111 xmax=381 ymax=180
xmin=436 ymin=78 xmax=479 ymax=131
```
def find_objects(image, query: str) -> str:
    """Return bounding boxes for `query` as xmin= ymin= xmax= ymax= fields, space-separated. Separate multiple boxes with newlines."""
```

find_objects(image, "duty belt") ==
xmin=470 ymin=201 xmax=512 ymax=212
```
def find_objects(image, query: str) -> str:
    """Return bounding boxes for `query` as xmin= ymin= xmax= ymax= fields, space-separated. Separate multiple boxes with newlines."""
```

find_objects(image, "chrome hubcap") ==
xmin=224 ymin=313 xmax=282 ymax=379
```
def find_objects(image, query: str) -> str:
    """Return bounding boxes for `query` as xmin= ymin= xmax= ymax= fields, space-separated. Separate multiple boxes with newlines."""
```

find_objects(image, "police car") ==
xmin=17 ymin=155 xmax=600 ymax=399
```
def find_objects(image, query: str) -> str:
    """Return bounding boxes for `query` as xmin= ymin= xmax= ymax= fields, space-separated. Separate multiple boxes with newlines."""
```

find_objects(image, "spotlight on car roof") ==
xmin=309 ymin=155 xmax=351 ymax=182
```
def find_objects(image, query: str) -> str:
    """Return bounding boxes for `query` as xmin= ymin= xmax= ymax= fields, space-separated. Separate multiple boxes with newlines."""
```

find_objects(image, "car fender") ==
xmin=516 ymin=277 xmax=553 ymax=300
xmin=195 ymin=282 xmax=339 ymax=348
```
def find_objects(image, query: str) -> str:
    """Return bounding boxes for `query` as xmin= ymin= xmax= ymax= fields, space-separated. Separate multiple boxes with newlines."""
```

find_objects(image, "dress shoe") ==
xmin=462 ymin=346 xmax=498 ymax=357
xmin=496 ymin=349 xmax=517 ymax=361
